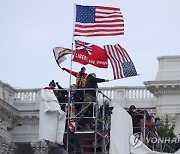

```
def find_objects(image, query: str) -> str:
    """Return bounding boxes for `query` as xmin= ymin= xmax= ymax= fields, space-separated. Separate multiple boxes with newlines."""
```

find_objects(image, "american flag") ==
xmin=104 ymin=44 xmax=137 ymax=79
xmin=74 ymin=5 xmax=124 ymax=37
xmin=75 ymin=40 xmax=93 ymax=55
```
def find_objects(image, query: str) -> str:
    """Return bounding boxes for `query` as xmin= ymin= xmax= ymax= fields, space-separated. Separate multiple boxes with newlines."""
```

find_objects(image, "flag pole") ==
xmin=66 ymin=3 xmax=76 ymax=153
xmin=68 ymin=2 xmax=76 ymax=90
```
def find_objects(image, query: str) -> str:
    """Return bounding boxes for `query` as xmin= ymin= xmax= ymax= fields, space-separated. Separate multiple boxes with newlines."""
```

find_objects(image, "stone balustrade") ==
xmin=13 ymin=87 xmax=155 ymax=104
xmin=99 ymin=86 xmax=154 ymax=100
xmin=0 ymin=80 xmax=156 ymax=113
xmin=14 ymin=89 xmax=41 ymax=102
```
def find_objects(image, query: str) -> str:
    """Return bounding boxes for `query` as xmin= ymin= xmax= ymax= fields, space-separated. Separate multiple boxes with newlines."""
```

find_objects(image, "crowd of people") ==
xmin=44 ymin=67 xmax=109 ymax=131
xmin=43 ymin=67 xmax=180 ymax=153
xmin=44 ymin=67 xmax=161 ymax=136
xmin=128 ymin=105 xmax=161 ymax=150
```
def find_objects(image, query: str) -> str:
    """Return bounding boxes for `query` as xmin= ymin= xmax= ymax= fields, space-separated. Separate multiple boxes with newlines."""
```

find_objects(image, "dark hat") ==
xmin=81 ymin=67 xmax=86 ymax=71
xmin=49 ymin=80 xmax=56 ymax=87
xmin=129 ymin=105 xmax=136 ymax=112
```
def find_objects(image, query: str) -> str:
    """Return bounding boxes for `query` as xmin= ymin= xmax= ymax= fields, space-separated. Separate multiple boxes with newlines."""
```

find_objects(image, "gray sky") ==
xmin=0 ymin=0 xmax=180 ymax=89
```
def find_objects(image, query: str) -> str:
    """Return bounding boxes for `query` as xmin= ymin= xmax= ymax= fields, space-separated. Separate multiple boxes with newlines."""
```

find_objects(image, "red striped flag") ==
xmin=74 ymin=5 xmax=124 ymax=37
xmin=104 ymin=44 xmax=137 ymax=79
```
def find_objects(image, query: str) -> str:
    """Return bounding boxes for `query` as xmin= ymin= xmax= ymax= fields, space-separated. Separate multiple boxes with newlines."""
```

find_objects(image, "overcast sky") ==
xmin=0 ymin=0 xmax=180 ymax=89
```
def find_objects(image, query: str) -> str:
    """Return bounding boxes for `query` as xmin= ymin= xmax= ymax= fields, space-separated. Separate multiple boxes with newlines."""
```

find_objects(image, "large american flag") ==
xmin=104 ymin=44 xmax=137 ymax=79
xmin=74 ymin=5 xmax=124 ymax=37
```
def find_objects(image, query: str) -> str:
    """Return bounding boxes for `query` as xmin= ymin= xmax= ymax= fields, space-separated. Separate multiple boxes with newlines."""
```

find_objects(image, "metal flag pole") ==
xmin=69 ymin=2 xmax=77 ymax=96
xmin=66 ymin=3 xmax=77 ymax=153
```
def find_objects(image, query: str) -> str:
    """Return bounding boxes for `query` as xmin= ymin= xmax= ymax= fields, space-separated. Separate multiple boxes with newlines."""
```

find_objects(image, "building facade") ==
xmin=0 ymin=55 xmax=180 ymax=153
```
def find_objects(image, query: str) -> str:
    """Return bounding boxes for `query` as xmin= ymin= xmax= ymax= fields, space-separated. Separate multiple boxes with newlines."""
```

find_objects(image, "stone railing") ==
xmin=14 ymin=88 xmax=41 ymax=102
xmin=124 ymin=86 xmax=154 ymax=99
xmin=0 ymin=79 xmax=155 ymax=105
xmin=99 ymin=86 xmax=154 ymax=100
xmin=13 ymin=86 xmax=155 ymax=103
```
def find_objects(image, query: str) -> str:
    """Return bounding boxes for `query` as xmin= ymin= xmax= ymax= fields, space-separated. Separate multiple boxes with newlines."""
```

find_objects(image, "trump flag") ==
xmin=73 ymin=40 xmax=108 ymax=68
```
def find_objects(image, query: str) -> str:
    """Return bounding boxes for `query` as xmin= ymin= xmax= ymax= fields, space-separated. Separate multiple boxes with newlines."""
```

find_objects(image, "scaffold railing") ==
xmin=52 ymin=88 xmax=112 ymax=154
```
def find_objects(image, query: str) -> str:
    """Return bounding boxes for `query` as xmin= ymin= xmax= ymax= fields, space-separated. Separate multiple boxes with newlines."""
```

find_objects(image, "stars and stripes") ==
xmin=104 ymin=44 xmax=137 ymax=79
xmin=74 ymin=5 xmax=124 ymax=37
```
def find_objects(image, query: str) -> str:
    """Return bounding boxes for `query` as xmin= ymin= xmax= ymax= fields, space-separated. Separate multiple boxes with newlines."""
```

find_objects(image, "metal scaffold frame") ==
xmin=55 ymin=88 xmax=112 ymax=154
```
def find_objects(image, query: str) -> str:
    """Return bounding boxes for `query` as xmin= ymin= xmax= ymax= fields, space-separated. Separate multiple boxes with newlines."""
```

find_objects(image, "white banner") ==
xmin=39 ymin=89 xmax=66 ymax=145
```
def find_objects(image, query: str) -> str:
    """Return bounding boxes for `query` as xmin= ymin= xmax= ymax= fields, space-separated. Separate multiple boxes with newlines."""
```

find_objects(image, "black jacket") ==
xmin=85 ymin=74 xmax=105 ymax=96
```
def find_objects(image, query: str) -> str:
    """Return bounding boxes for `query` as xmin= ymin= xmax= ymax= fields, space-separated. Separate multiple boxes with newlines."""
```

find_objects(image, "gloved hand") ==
xmin=62 ymin=67 xmax=65 ymax=71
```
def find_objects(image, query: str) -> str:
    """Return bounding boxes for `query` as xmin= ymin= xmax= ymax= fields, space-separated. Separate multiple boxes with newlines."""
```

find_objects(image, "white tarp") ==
xmin=110 ymin=102 xmax=133 ymax=154
xmin=130 ymin=135 xmax=170 ymax=154
xmin=174 ymin=149 xmax=180 ymax=154
xmin=39 ymin=89 xmax=66 ymax=145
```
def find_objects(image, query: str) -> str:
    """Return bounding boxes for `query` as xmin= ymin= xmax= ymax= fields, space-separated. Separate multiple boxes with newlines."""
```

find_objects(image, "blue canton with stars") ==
xmin=122 ymin=62 xmax=137 ymax=77
xmin=76 ymin=5 xmax=96 ymax=23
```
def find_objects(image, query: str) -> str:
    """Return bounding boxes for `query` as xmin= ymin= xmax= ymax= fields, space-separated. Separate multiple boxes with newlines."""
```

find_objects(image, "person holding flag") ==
xmin=84 ymin=73 xmax=109 ymax=102
xmin=62 ymin=67 xmax=87 ymax=89
xmin=62 ymin=67 xmax=88 ymax=102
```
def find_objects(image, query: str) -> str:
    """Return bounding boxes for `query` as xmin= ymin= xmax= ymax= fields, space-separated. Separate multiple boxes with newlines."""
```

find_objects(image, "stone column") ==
xmin=31 ymin=141 xmax=48 ymax=154
xmin=9 ymin=142 xmax=17 ymax=154
xmin=0 ymin=137 xmax=17 ymax=154
xmin=144 ymin=56 xmax=180 ymax=135
xmin=0 ymin=137 xmax=9 ymax=154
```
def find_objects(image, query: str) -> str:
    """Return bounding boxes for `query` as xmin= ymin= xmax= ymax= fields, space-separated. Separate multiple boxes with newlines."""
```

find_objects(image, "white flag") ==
xmin=53 ymin=47 xmax=74 ymax=66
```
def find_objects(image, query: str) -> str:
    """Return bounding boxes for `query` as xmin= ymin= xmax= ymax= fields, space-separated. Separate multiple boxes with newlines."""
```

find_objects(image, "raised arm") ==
xmin=91 ymin=76 xmax=108 ymax=83
xmin=62 ymin=68 xmax=78 ymax=77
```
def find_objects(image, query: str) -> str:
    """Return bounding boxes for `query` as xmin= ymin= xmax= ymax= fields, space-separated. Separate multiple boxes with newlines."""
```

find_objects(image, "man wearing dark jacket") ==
xmin=79 ymin=73 xmax=108 ymax=130
xmin=128 ymin=105 xmax=144 ymax=135
xmin=84 ymin=73 xmax=109 ymax=102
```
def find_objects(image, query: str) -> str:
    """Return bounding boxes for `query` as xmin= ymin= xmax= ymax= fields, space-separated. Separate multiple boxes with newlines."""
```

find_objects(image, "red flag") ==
xmin=73 ymin=40 xmax=108 ymax=68
xmin=74 ymin=5 xmax=124 ymax=37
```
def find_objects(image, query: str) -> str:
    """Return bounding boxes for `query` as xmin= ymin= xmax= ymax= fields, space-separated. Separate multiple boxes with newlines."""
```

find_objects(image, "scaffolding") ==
xmin=53 ymin=88 xmax=112 ymax=154
xmin=52 ymin=88 xmax=177 ymax=154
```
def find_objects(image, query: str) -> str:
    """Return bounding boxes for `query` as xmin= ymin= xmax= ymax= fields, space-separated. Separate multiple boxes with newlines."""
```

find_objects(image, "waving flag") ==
xmin=104 ymin=44 xmax=137 ymax=79
xmin=74 ymin=5 xmax=124 ymax=37
xmin=53 ymin=47 xmax=74 ymax=67
xmin=73 ymin=40 xmax=108 ymax=68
